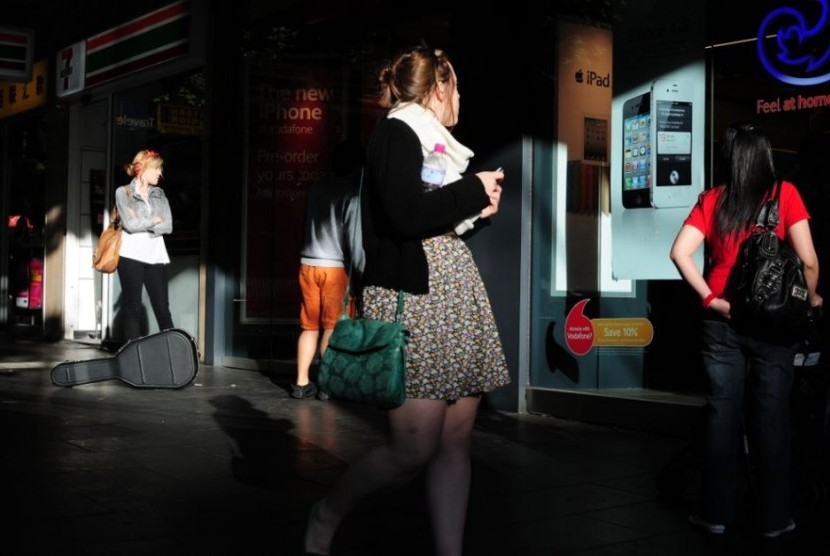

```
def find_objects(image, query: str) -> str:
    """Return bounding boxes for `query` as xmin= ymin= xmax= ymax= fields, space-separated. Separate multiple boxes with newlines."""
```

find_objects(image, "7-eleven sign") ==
xmin=0 ymin=27 xmax=33 ymax=82
xmin=56 ymin=41 xmax=85 ymax=98
xmin=55 ymin=0 xmax=189 ymax=98
xmin=85 ymin=0 xmax=190 ymax=88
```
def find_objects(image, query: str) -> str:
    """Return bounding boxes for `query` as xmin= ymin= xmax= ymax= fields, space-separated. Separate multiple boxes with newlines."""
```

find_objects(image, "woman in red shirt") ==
xmin=671 ymin=123 xmax=823 ymax=538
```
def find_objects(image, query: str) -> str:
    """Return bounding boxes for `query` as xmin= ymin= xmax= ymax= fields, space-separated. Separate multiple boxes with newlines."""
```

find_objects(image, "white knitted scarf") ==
xmin=388 ymin=102 xmax=479 ymax=234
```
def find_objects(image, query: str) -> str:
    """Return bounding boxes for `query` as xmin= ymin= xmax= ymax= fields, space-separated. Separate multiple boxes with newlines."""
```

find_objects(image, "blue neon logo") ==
xmin=758 ymin=0 xmax=830 ymax=85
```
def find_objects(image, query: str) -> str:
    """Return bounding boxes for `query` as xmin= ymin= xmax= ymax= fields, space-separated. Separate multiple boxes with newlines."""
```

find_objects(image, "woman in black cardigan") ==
xmin=305 ymin=45 xmax=510 ymax=556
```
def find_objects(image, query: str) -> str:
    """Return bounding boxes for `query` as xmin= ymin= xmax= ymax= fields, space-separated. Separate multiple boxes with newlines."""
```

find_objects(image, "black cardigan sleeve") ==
xmin=361 ymin=118 xmax=491 ymax=294
xmin=366 ymin=118 xmax=490 ymax=238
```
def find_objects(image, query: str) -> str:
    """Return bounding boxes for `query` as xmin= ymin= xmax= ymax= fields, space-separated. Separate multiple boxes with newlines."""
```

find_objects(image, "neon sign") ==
xmin=758 ymin=0 xmax=830 ymax=85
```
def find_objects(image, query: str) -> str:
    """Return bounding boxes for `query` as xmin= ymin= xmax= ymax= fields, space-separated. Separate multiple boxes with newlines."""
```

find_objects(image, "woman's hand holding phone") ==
xmin=477 ymin=168 xmax=504 ymax=218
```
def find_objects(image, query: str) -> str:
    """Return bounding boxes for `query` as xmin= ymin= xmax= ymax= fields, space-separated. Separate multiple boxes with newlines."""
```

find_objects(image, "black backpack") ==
xmin=727 ymin=183 xmax=810 ymax=344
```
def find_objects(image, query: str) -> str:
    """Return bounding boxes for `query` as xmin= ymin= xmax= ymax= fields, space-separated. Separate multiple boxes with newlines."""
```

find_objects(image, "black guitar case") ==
xmin=51 ymin=328 xmax=199 ymax=389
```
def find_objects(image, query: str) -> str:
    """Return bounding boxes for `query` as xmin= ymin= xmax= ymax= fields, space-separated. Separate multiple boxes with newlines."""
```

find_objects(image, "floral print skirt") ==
xmin=361 ymin=234 xmax=511 ymax=401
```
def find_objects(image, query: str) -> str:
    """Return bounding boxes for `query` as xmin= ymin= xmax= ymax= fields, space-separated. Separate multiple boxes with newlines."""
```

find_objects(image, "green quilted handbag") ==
xmin=318 ymin=290 xmax=408 ymax=409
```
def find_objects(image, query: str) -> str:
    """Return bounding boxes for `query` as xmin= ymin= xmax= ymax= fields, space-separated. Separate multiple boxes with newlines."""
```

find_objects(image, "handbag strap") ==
xmin=348 ymin=167 xmax=364 ymax=280
xmin=756 ymin=182 xmax=781 ymax=231
xmin=339 ymin=284 xmax=404 ymax=322
xmin=110 ymin=184 xmax=131 ymax=227
xmin=393 ymin=290 xmax=404 ymax=322
xmin=111 ymin=184 xmax=134 ymax=227
xmin=338 ymin=167 xmax=405 ymax=322
xmin=338 ymin=168 xmax=363 ymax=316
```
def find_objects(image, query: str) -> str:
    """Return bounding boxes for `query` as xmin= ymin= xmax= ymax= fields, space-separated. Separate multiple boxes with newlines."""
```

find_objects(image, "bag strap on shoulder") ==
xmin=755 ymin=182 xmax=781 ymax=231
xmin=111 ymin=184 xmax=132 ymax=226
xmin=339 ymin=167 xmax=404 ymax=321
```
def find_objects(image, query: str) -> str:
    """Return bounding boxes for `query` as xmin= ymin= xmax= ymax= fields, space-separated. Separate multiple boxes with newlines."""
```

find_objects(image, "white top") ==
xmin=120 ymin=229 xmax=170 ymax=264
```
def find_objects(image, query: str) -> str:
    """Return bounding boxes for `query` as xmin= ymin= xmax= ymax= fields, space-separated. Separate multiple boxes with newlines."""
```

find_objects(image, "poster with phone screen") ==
xmin=651 ymin=80 xmax=695 ymax=208
xmin=610 ymin=2 xmax=705 ymax=281
xmin=622 ymin=92 xmax=651 ymax=208
xmin=610 ymin=76 xmax=703 ymax=279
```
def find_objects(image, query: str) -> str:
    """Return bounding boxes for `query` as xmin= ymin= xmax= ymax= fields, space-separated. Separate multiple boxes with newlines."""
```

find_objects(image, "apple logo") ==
xmin=575 ymin=69 xmax=583 ymax=83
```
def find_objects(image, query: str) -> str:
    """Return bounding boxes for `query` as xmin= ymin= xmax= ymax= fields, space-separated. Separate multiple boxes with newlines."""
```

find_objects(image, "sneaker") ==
xmin=316 ymin=389 xmax=330 ymax=401
xmin=290 ymin=382 xmax=319 ymax=399
xmin=761 ymin=518 xmax=796 ymax=538
xmin=689 ymin=514 xmax=726 ymax=535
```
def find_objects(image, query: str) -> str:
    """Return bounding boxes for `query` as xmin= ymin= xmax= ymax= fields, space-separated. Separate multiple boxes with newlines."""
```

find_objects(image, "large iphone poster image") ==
xmin=610 ymin=0 xmax=705 ymax=280
xmin=610 ymin=79 xmax=704 ymax=279
xmin=652 ymin=79 xmax=695 ymax=208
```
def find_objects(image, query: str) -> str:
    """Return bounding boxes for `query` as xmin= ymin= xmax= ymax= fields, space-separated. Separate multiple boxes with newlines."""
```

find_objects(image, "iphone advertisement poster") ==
xmin=611 ymin=72 xmax=704 ymax=280
xmin=610 ymin=4 xmax=706 ymax=280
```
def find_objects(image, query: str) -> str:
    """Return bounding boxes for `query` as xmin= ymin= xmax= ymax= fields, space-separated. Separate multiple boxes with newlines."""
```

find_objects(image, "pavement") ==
xmin=1 ymin=333 xmax=829 ymax=555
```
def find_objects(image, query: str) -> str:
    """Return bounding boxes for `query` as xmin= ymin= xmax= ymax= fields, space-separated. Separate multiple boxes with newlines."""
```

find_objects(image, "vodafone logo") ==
xmin=564 ymin=300 xmax=654 ymax=356
xmin=565 ymin=299 xmax=594 ymax=356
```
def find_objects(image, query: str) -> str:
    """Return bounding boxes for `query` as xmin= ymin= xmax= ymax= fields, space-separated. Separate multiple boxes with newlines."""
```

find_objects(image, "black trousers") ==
xmin=116 ymin=256 xmax=174 ymax=340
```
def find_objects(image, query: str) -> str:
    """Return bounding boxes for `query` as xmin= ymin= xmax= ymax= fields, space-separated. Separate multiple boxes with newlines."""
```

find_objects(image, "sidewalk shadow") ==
xmin=209 ymin=394 xmax=344 ymax=492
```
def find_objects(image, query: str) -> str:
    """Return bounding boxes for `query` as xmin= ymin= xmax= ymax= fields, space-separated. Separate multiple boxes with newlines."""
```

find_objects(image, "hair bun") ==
xmin=379 ymin=67 xmax=393 ymax=85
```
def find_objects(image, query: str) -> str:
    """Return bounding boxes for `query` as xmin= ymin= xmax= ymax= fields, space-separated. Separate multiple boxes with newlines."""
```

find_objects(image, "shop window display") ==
xmin=6 ymin=122 xmax=45 ymax=333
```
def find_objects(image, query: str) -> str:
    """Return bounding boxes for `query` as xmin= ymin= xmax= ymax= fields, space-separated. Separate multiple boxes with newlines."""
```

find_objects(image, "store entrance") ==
xmin=4 ymin=116 xmax=46 ymax=338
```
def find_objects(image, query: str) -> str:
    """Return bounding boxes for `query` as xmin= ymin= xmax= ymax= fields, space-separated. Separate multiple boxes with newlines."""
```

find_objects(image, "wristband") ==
xmin=702 ymin=293 xmax=717 ymax=308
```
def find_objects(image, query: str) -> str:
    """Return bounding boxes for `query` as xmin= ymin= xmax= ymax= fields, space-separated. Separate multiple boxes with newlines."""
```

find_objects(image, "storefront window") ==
xmin=224 ymin=24 xmax=387 ymax=366
xmin=111 ymin=70 xmax=204 ymax=252
xmin=108 ymin=69 xmax=205 ymax=339
xmin=5 ymin=116 xmax=46 ymax=332
xmin=222 ymin=56 xmax=359 ymax=365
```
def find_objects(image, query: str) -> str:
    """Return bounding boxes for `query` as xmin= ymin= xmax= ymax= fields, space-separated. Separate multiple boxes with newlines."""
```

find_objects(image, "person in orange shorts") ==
xmin=293 ymin=141 xmax=364 ymax=400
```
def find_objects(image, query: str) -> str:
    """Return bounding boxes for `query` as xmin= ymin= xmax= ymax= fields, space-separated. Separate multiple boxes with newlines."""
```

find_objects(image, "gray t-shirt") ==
xmin=300 ymin=174 xmax=364 ymax=276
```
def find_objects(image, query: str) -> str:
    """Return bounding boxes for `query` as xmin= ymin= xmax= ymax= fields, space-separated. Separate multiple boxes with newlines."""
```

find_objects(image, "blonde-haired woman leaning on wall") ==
xmin=115 ymin=149 xmax=174 ymax=340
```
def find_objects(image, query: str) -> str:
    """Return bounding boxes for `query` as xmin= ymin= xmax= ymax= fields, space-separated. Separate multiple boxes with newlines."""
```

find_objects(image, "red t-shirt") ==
xmin=683 ymin=180 xmax=810 ymax=299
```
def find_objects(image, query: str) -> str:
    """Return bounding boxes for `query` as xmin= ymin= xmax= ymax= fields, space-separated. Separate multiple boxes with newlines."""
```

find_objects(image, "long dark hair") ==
xmin=715 ymin=123 xmax=778 ymax=238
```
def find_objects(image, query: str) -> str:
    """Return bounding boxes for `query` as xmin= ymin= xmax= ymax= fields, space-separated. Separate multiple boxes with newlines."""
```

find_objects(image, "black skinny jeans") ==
xmin=117 ymin=256 xmax=174 ymax=339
